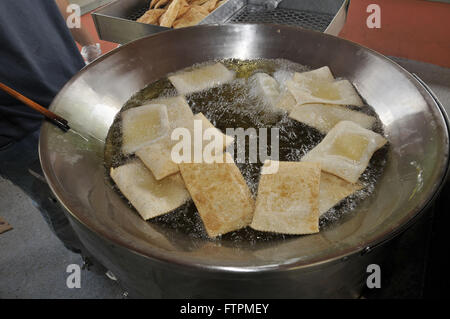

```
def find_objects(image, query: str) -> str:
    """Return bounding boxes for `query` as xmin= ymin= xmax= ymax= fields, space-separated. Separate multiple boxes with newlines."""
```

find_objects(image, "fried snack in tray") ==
xmin=136 ymin=8 xmax=166 ymax=24
xmin=159 ymin=0 xmax=184 ymax=27
xmin=178 ymin=1 xmax=191 ymax=17
xmin=154 ymin=0 xmax=171 ymax=9
xmin=138 ymin=0 xmax=226 ymax=28
xmin=200 ymin=0 xmax=218 ymax=12
xmin=173 ymin=5 xmax=209 ymax=28
xmin=190 ymin=0 xmax=210 ymax=6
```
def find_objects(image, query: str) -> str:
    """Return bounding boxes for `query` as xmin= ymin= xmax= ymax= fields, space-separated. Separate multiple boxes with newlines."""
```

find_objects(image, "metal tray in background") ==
xmin=92 ymin=0 xmax=349 ymax=44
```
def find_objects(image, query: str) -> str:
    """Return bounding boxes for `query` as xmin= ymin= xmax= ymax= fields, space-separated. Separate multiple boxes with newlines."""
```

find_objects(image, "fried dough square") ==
xmin=275 ymin=89 xmax=297 ymax=113
xmin=149 ymin=0 xmax=160 ymax=9
xmin=287 ymin=78 xmax=364 ymax=107
xmin=137 ymin=138 xmax=178 ymax=180
xmin=136 ymin=99 xmax=233 ymax=180
xmin=301 ymin=121 xmax=387 ymax=183
xmin=289 ymin=103 xmax=376 ymax=134
xmin=286 ymin=66 xmax=364 ymax=107
xmin=193 ymin=112 xmax=234 ymax=150
xmin=136 ymin=9 xmax=166 ymax=24
xmin=121 ymin=103 xmax=169 ymax=154
xmin=179 ymin=152 xmax=255 ymax=237
xmin=190 ymin=0 xmax=210 ymax=5
xmin=168 ymin=62 xmax=235 ymax=95
xmin=319 ymin=172 xmax=363 ymax=216
xmin=136 ymin=96 xmax=194 ymax=180
xmin=110 ymin=160 xmax=190 ymax=220
xmin=171 ymin=112 xmax=235 ymax=164
xmin=250 ymin=161 xmax=321 ymax=235
xmin=249 ymin=73 xmax=281 ymax=108
xmin=154 ymin=0 xmax=171 ymax=9
xmin=293 ymin=66 xmax=335 ymax=83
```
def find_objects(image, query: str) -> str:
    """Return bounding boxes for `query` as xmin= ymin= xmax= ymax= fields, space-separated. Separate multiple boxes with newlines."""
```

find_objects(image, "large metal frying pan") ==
xmin=39 ymin=24 xmax=449 ymax=298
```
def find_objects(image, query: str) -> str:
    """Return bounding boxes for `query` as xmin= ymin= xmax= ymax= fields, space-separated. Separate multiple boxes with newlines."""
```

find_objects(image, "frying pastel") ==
xmin=168 ymin=63 xmax=235 ymax=95
xmin=179 ymin=152 xmax=254 ymax=237
xmin=319 ymin=172 xmax=363 ymax=216
xmin=136 ymin=96 xmax=195 ymax=180
xmin=289 ymin=103 xmax=376 ymax=134
xmin=301 ymin=121 xmax=387 ymax=183
xmin=250 ymin=161 xmax=321 ymax=235
xmin=285 ymin=66 xmax=363 ymax=107
xmin=110 ymin=160 xmax=190 ymax=220
xmin=249 ymin=73 xmax=281 ymax=108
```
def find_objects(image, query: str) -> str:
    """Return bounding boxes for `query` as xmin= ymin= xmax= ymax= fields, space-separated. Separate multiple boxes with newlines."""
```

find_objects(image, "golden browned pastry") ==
xmin=173 ymin=5 xmax=208 ymax=28
xmin=201 ymin=0 xmax=217 ymax=12
xmin=136 ymin=9 xmax=166 ymax=25
xmin=137 ymin=0 xmax=228 ymax=28
xmin=159 ymin=0 xmax=183 ymax=27
xmin=179 ymin=152 xmax=255 ymax=237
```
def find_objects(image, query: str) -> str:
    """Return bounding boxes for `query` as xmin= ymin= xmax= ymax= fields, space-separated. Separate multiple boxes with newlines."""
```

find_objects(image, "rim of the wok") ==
xmin=39 ymin=24 xmax=450 ymax=274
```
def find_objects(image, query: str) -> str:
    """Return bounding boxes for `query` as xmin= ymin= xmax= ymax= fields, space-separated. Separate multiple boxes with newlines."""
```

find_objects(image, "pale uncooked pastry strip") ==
xmin=250 ymin=161 xmax=321 ymax=235
xmin=136 ymin=96 xmax=194 ymax=180
xmin=275 ymin=89 xmax=296 ymax=113
xmin=168 ymin=62 xmax=235 ymax=95
xmin=249 ymin=73 xmax=281 ymax=108
xmin=301 ymin=121 xmax=387 ymax=183
xmin=154 ymin=0 xmax=171 ymax=9
xmin=137 ymin=103 xmax=233 ymax=180
xmin=286 ymin=78 xmax=364 ymax=107
xmin=171 ymin=112 xmax=235 ymax=164
xmin=110 ymin=160 xmax=190 ymax=220
xmin=289 ymin=103 xmax=376 ymax=134
xmin=193 ymin=112 xmax=234 ymax=149
xmin=121 ymin=103 xmax=169 ymax=155
xmin=292 ymin=66 xmax=335 ymax=83
xmin=179 ymin=152 xmax=255 ymax=237
xmin=273 ymin=69 xmax=294 ymax=88
xmin=319 ymin=172 xmax=363 ymax=216
xmin=275 ymin=66 xmax=333 ymax=112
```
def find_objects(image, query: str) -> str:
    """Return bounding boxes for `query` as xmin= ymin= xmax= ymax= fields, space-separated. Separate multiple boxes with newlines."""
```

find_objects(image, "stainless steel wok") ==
xmin=39 ymin=24 xmax=450 ymax=298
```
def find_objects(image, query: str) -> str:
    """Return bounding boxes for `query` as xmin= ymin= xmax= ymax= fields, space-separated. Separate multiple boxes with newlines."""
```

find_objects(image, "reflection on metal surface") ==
xmin=408 ymin=161 xmax=424 ymax=201
xmin=52 ymin=80 xmax=121 ymax=142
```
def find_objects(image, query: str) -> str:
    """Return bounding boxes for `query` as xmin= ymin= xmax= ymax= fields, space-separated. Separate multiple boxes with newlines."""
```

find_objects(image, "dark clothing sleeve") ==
xmin=0 ymin=0 xmax=85 ymax=146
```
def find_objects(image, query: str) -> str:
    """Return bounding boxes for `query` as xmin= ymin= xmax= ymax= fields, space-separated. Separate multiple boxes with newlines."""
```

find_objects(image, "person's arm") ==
xmin=55 ymin=0 xmax=101 ymax=62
